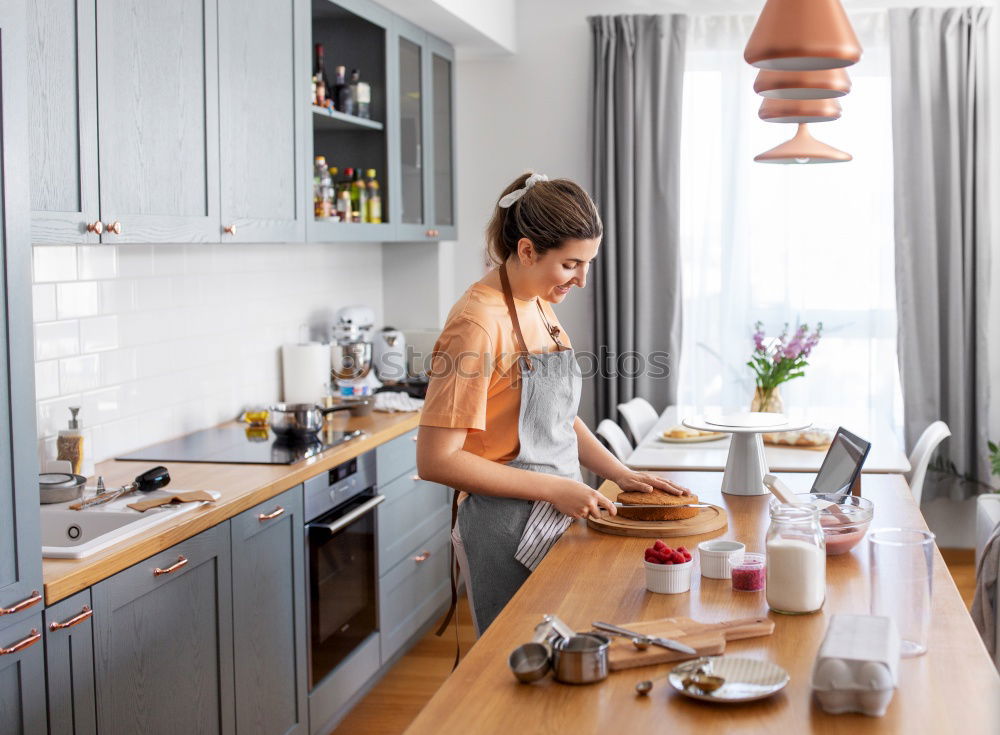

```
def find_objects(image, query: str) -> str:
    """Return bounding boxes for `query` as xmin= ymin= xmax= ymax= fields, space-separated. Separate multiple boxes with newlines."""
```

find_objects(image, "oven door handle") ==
xmin=307 ymin=494 xmax=385 ymax=535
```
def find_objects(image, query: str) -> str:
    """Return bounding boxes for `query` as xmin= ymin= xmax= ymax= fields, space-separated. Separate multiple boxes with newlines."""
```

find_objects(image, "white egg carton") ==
xmin=811 ymin=614 xmax=900 ymax=717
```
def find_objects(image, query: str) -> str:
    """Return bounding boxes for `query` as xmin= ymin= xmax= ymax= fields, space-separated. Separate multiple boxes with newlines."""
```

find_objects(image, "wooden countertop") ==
xmin=42 ymin=410 xmax=421 ymax=604
xmin=405 ymin=472 xmax=1000 ymax=734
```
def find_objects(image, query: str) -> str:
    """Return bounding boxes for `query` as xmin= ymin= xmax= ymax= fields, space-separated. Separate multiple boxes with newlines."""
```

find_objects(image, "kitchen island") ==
xmin=405 ymin=472 xmax=999 ymax=734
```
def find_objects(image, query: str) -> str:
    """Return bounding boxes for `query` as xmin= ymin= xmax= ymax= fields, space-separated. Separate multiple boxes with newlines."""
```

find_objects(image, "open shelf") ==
xmin=312 ymin=106 xmax=384 ymax=132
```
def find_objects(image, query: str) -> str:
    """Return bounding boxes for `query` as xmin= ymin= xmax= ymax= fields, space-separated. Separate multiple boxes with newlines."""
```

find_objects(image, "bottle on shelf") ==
xmin=334 ymin=65 xmax=354 ymax=116
xmin=313 ymin=44 xmax=330 ymax=107
xmin=350 ymin=168 xmax=367 ymax=223
xmin=336 ymin=167 xmax=354 ymax=222
xmin=365 ymin=169 xmax=382 ymax=223
xmin=313 ymin=156 xmax=334 ymax=220
xmin=350 ymin=69 xmax=371 ymax=119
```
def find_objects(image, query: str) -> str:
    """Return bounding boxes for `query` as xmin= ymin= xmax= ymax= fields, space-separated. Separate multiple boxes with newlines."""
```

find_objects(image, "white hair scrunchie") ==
xmin=497 ymin=173 xmax=549 ymax=208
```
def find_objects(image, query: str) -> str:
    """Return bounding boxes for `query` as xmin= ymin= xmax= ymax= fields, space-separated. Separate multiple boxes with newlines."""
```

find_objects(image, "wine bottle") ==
xmin=334 ymin=65 xmax=354 ymax=116
xmin=313 ymin=44 xmax=329 ymax=106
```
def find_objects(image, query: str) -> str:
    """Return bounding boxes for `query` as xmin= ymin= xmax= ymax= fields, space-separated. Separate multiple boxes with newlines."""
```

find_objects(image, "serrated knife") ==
xmin=591 ymin=621 xmax=698 ymax=655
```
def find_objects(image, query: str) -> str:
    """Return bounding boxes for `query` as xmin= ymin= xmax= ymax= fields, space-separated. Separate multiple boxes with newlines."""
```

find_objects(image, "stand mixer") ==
xmin=331 ymin=305 xmax=382 ymax=396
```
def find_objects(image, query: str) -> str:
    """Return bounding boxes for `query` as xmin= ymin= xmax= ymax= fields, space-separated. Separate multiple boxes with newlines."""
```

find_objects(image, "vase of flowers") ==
xmin=748 ymin=321 xmax=823 ymax=413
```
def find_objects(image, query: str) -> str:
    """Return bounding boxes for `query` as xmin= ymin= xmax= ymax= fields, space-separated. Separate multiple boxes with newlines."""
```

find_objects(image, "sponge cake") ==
xmin=616 ymin=488 xmax=699 ymax=521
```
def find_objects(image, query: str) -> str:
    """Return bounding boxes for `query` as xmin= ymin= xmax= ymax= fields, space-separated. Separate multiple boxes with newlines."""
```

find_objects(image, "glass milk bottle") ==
xmin=765 ymin=505 xmax=826 ymax=614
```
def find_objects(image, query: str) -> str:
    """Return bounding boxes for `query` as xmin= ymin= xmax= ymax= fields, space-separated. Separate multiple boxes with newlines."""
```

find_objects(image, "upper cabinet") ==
xmin=218 ymin=0 xmax=307 ymax=242
xmin=29 ymin=0 xmax=457 ymax=245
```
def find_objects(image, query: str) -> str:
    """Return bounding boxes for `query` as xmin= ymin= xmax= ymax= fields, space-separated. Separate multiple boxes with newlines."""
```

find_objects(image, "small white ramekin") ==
xmin=644 ymin=559 xmax=693 ymax=594
xmin=697 ymin=540 xmax=746 ymax=579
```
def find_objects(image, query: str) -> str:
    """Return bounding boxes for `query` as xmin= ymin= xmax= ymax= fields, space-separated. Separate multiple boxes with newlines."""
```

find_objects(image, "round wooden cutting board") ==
xmin=586 ymin=504 xmax=728 ymax=538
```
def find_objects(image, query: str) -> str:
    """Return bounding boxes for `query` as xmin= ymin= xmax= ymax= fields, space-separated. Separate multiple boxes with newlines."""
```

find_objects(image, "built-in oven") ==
xmin=304 ymin=451 xmax=383 ymax=690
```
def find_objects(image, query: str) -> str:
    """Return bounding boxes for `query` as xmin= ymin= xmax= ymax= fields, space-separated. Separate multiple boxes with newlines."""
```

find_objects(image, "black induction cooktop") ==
xmin=117 ymin=423 xmax=362 ymax=465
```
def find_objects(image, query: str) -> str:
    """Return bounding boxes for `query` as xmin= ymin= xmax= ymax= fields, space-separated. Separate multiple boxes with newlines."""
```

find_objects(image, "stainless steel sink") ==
xmin=40 ymin=490 xmax=217 ymax=559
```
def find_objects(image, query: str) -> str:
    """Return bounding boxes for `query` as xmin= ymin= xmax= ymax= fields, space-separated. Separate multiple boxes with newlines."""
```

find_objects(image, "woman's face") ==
xmin=519 ymin=237 xmax=601 ymax=304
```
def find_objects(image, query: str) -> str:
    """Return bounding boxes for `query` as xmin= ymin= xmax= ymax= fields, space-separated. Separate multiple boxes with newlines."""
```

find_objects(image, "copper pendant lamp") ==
xmin=754 ymin=123 xmax=852 ymax=164
xmin=744 ymin=0 xmax=862 ymax=70
xmin=758 ymin=98 xmax=842 ymax=124
xmin=754 ymin=68 xmax=851 ymax=99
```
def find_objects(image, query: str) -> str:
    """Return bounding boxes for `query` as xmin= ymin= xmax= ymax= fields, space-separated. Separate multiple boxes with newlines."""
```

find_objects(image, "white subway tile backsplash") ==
xmin=99 ymin=280 xmax=135 ymax=314
xmin=33 ymin=241 xmax=384 ymax=464
xmin=80 ymin=315 xmax=119 ymax=352
xmin=56 ymin=281 xmax=100 ymax=319
xmin=33 ymin=246 xmax=77 ymax=282
xmin=32 ymin=284 xmax=57 ymax=323
xmin=59 ymin=354 xmax=101 ymax=394
xmin=35 ymin=360 xmax=60 ymax=400
xmin=35 ymin=321 xmax=79 ymax=360
xmin=117 ymin=244 xmax=154 ymax=278
xmin=78 ymin=246 xmax=117 ymax=280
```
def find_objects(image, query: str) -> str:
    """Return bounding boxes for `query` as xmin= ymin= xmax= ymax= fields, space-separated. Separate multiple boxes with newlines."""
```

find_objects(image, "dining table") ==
xmin=404 ymin=471 xmax=998 ymax=734
xmin=626 ymin=406 xmax=912 ymax=474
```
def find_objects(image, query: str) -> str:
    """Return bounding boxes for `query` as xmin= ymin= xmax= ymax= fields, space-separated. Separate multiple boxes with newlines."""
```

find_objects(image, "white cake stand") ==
xmin=682 ymin=412 xmax=812 ymax=496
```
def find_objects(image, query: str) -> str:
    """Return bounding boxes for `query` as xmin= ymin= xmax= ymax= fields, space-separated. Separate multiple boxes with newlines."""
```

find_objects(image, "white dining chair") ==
xmin=617 ymin=397 xmax=659 ymax=446
xmin=596 ymin=419 xmax=633 ymax=462
xmin=904 ymin=420 xmax=951 ymax=505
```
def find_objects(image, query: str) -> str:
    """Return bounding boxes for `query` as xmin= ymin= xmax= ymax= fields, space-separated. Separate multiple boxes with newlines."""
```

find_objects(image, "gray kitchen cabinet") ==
xmin=375 ymin=428 xmax=419 ymax=485
xmin=378 ymin=473 xmax=451 ymax=574
xmin=27 ymin=0 xmax=101 ymax=243
xmin=92 ymin=523 xmax=235 ymax=735
xmin=231 ymin=486 xmax=308 ymax=735
xmin=378 ymin=525 xmax=450 ymax=665
xmin=94 ymin=0 xmax=220 ymax=243
xmin=44 ymin=590 xmax=97 ymax=735
xmin=427 ymin=35 xmax=456 ymax=241
xmin=0 ymin=0 xmax=45 ymax=634
xmin=0 ymin=614 xmax=47 ymax=734
xmin=218 ymin=0 xmax=307 ymax=243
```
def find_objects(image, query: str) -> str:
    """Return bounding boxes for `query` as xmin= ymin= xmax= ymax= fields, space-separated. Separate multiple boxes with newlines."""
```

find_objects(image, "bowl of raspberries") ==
xmin=643 ymin=540 xmax=694 ymax=594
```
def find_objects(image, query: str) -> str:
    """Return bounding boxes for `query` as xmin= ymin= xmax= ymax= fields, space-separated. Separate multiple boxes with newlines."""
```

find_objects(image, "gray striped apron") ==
xmin=455 ymin=264 xmax=582 ymax=632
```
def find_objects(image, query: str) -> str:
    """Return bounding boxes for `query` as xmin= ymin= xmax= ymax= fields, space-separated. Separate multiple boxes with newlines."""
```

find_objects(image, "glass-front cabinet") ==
xmin=307 ymin=0 xmax=456 ymax=243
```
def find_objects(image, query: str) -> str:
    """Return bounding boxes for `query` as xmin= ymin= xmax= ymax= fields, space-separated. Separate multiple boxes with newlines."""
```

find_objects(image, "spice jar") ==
xmin=766 ymin=504 xmax=826 ymax=614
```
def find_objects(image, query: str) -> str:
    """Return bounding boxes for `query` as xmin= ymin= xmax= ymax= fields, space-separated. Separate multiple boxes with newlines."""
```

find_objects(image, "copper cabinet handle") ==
xmin=0 ymin=590 xmax=42 ymax=616
xmin=153 ymin=556 xmax=188 ymax=576
xmin=104 ymin=220 xmax=122 ymax=235
xmin=411 ymin=435 xmax=418 ymax=442
xmin=413 ymin=551 xmax=431 ymax=563
xmin=410 ymin=474 xmax=420 ymax=481
xmin=49 ymin=606 xmax=93 ymax=631
xmin=86 ymin=220 xmax=104 ymax=234
xmin=0 ymin=629 xmax=41 ymax=655
xmin=425 ymin=229 xmax=434 ymax=237
xmin=258 ymin=506 xmax=285 ymax=522
xmin=223 ymin=224 xmax=237 ymax=235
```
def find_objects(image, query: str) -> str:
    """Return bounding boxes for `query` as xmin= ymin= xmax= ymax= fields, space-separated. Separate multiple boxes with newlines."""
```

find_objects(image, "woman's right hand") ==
xmin=548 ymin=477 xmax=617 ymax=519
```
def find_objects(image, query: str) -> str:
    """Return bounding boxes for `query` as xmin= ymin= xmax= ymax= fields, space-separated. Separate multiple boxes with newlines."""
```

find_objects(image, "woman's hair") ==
xmin=485 ymin=172 xmax=603 ymax=266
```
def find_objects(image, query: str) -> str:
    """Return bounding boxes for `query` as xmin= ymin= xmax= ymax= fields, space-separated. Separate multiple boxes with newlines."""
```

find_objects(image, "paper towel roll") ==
xmin=282 ymin=343 xmax=330 ymax=404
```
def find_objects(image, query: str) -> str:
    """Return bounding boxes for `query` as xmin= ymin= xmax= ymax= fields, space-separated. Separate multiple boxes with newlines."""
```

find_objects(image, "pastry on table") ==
xmin=616 ymin=487 xmax=700 ymax=521
xmin=662 ymin=426 xmax=724 ymax=439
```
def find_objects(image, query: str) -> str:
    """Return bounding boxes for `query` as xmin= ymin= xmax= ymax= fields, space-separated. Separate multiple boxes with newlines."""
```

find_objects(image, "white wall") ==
xmin=32 ymin=242 xmax=383 ymax=466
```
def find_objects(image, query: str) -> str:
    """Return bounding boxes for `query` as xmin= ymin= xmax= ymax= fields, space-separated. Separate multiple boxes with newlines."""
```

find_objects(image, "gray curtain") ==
xmin=589 ymin=15 xmax=687 ymax=422
xmin=889 ymin=7 xmax=993 ymax=500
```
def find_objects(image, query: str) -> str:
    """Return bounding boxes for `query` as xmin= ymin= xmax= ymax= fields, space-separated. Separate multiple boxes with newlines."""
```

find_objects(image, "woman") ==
xmin=417 ymin=172 xmax=690 ymax=633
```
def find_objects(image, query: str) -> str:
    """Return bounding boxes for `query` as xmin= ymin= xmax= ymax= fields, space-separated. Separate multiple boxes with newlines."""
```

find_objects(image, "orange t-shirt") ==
xmin=419 ymin=282 xmax=571 ymax=463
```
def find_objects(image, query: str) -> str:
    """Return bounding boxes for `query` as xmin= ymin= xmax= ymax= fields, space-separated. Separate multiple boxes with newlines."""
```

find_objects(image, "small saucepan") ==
xmin=269 ymin=399 xmax=373 ymax=439
xmin=39 ymin=472 xmax=88 ymax=504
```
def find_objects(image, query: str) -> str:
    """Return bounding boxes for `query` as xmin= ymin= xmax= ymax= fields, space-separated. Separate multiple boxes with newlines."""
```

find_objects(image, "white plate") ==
xmin=668 ymin=656 xmax=789 ymax=703
xmin=704 ymin=412 xmax=789 ymax=428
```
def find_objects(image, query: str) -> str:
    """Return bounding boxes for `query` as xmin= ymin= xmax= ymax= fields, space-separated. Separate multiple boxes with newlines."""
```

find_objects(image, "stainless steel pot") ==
xmin=552 ymin=633 xmax=610 ymax=685
xmin=39 ymin=472 xmax=87 ymax=504
xmin=269 ymin=399 xmax=372 ymax=439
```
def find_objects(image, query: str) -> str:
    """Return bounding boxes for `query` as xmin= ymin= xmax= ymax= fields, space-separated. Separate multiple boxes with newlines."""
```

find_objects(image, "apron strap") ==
xmin=499 ymin=263 xmax=533 ymax=372
xmin=435 ymin=490 xmax=460 ymax=638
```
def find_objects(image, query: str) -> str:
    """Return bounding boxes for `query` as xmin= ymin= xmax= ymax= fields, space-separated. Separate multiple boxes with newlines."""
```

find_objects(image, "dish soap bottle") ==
xmin=56 ymin=407 xmax=94 ymax=478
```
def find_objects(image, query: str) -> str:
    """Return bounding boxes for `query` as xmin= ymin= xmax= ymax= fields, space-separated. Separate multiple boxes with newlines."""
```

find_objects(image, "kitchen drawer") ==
xmin=375 ymin=428 xmax=418 ymax=485
xmin=377 ymin=474 xmax=451 ymax=574
xmin=44 ymin=589 xmax=97 ymax=735
xmin=378 ymin=524 xmax=451 ymax=665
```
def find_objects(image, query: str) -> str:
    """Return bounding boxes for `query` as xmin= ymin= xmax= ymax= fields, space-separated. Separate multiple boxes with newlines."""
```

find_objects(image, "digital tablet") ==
xmin=810 ymin=427 xmax=871 ymax=495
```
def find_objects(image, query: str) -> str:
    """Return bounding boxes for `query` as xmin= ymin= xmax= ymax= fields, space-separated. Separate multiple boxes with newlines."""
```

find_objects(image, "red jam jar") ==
xmin=731 ymin=553 xmax=766 ymax=591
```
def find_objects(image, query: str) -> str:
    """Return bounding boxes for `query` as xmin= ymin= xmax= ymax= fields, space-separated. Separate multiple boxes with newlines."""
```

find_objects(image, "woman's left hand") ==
xmin=614 ymin=471 xmax=691 ymax=496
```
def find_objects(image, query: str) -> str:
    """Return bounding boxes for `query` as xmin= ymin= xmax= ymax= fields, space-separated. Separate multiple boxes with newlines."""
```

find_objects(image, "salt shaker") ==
xmin=765 ymin=504 xmax=826 ymax=614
